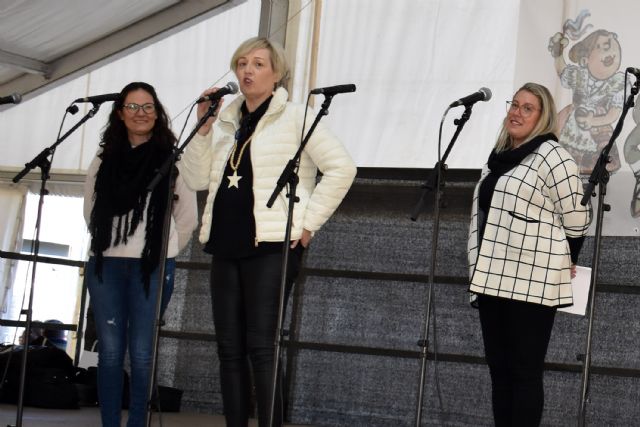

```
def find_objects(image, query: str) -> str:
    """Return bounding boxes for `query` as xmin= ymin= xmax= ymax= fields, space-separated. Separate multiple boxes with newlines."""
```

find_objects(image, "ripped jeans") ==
xmin=86 ymin=256 xmax=175 ymax=427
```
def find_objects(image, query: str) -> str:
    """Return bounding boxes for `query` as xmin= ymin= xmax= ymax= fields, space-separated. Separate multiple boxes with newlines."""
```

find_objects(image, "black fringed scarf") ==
xmin=88 ymin=139 xmax=173 ymax=295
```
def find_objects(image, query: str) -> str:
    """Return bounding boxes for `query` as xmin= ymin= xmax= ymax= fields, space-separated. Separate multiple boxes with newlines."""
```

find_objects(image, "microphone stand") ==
xmin=265 ymin=94 xmax=335 ymax=427
xmin=9 ymin=102 xmax=102 ymax=427
xmin=577 ymin=76 xmax=639 ymax=427
xmin=410 ymin=104 xmax=474 ymax=427
xmin=144 ymin=100 xmax=220 ymax=427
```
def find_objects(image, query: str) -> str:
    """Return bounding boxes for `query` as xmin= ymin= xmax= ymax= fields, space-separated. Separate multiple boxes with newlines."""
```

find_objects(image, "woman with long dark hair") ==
xmin=83 ymin=82 xmax=197 ymax=427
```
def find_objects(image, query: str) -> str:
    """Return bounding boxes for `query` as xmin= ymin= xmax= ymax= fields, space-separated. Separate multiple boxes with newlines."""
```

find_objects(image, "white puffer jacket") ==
xmin=179 ymin=87 xmax=357 ymax=244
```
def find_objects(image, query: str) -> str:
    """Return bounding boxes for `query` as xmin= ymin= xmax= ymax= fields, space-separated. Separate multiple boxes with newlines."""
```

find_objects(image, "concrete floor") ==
xmin=0 ymin=404 xmax=310 ymax=426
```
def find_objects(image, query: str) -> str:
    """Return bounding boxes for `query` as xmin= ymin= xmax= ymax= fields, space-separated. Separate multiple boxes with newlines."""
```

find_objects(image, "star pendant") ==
xmin=227 ymin=170 xmax=242 ymax=188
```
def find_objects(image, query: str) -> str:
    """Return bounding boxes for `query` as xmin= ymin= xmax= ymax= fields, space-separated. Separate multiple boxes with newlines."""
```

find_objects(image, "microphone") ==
xmin=74 ymin=93 xmax=120 ymax=104
xmin=626 ymin=67 xmax=640 ymax=77
xmin=310 ymin=84 xmax=356 ymax=95
xmin=196 ymin=82 xmax=239 ymax=103
xmin=449 ymin=87 xmax=492 ymax=108
xmin=66 ymin=104 xmax=79 ymax=115
xmin=0 ymin=93 xmax=22 ymax=105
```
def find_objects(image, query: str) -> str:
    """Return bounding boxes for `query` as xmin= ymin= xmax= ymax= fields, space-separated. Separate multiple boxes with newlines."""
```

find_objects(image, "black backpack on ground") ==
xmin=0 ymin=344 xmax=78 ymax=409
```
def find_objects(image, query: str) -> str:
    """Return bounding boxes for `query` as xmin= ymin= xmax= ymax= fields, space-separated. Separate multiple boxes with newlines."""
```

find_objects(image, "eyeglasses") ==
xmin=123 ymin=103 xmax=156 ymax=114
xmin=506 ymin=101 xmax=539 ymax=117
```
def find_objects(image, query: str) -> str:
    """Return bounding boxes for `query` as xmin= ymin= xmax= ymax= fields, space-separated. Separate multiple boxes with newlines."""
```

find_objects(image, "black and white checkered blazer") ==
xmin=467 ymin=139 xmax=592 ymax=307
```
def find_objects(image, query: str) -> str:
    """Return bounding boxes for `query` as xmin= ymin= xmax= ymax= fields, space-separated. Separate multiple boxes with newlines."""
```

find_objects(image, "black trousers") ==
xmin=210 ymin=248 xmax=302 ymax=427
xmin=477 ymin=294 xmax=557 ymax=427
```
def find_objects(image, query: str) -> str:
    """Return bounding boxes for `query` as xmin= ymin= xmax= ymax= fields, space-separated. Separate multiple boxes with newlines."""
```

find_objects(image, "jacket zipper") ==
xmin=230 ymin=92 xmax=286 ymax=247
xmin=251 ymin=114 xmax=266 ymax=247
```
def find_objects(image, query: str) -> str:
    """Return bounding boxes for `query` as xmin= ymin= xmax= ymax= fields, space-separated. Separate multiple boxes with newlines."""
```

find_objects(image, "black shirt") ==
xmin=205 ymin=96 xmax=282 ymax=258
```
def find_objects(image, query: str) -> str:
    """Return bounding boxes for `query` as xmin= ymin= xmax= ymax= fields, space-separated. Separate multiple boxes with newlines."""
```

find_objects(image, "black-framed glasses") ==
xmin=506 ymin=101 xmax=539 ymax=117
xmin=123 ymin=103 xmax=156 ymax=114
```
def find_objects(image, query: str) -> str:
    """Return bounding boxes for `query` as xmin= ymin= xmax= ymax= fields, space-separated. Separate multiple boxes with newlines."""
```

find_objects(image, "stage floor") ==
xmin=0 ymin=404 xmax=310 ymax=426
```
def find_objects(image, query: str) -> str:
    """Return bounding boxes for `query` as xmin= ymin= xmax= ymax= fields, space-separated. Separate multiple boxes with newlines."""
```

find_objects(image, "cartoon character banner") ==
xmin=515 ymin=0 xmax=640 ymax=236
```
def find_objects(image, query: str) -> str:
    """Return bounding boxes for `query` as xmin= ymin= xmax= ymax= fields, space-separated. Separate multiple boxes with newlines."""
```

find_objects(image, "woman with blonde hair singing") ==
xmin=179 ymin=37 xmax=356 ymax=426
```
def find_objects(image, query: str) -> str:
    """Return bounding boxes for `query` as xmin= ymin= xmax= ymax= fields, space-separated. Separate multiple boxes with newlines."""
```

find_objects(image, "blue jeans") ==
xmin=86 ymin=256 xmax=175 ymax=427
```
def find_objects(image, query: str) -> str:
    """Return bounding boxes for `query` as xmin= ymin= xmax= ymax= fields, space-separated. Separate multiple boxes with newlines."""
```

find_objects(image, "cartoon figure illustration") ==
xmin=548 ymin=11 xmax=626 ymax=175
xmin=623 ymin=101 xmax=640 ymax=217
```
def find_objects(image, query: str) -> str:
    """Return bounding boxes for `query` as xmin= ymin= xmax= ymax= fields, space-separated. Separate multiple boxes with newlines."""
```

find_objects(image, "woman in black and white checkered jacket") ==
xmin=467 ymin=82 xmax=591 ymax=426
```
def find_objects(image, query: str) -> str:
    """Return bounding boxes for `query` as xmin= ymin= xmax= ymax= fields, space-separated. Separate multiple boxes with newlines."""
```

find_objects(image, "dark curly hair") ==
xmin=99 ymin=82 xmax=176 ymax=157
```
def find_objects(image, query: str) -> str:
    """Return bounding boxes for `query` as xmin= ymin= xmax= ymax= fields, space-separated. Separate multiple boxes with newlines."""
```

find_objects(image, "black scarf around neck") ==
xmin=477 ymin=133 xmax=557 ymax=242
xmin=89 ymin=139 xmax=173 ymax=295
xmin=487 ymin=133 xmax=558 ymax=175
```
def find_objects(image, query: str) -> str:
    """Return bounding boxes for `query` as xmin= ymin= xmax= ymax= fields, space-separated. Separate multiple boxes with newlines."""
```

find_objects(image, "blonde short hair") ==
xmin=230 ymin=37 xmax=290 ymax=88
xmin=495 ymin=82 xmax=558 ymax=152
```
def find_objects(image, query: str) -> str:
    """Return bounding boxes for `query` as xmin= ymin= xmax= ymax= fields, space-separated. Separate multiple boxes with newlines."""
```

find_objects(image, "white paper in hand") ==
xmin=559 ymin=266 xmax=592 ymax=316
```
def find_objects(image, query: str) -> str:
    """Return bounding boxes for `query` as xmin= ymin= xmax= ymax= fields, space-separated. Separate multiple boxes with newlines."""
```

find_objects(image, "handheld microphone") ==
xmin=0 ymin=93 xmax=22 ymax=105
xmin=74 ymin=93 xmax=120 ymax=104
xmin=310 ymin=84 xmax=356 ymax=95
xmin=626 ymin=67 xmax=640 ymax=77
xmin=449 ymin=87 xmax=492 ymax=108
xmin=195 ymin=82 xmax=239 ymax=103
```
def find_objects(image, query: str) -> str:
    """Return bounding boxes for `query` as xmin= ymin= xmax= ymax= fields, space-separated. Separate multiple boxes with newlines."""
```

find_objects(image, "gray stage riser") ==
xmin=157 ymin=178 xmax=640 ymax=426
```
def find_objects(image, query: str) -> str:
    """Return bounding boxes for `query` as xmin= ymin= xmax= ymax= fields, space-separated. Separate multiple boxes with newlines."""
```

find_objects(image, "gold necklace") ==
xmin=227 ymin=134 xmax=253 ymax=189
xmin=229 ymin=135 xmax=252 ymax=171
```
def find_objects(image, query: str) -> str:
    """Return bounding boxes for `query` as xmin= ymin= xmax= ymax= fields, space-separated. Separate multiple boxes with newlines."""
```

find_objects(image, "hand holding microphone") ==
xmin=195 ymin=82 xmax=239 ymax=103
xmin=196 ymin=82 xmax=239 ymax=135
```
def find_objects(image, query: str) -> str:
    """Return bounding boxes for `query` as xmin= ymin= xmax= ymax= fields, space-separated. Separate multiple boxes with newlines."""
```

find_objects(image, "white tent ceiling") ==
xmin=0 ymin=0 xmax=232 ymax=98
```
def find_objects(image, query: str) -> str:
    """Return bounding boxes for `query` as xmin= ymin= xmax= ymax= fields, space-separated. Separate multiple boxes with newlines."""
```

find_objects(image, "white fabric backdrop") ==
xmin=313 ymin=0 xmax=520 ymax=168
xmin=1 ymin=0 xmax=519 ymax=173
